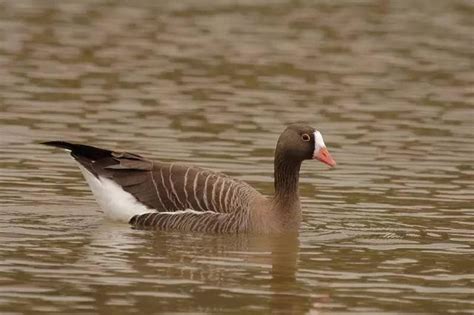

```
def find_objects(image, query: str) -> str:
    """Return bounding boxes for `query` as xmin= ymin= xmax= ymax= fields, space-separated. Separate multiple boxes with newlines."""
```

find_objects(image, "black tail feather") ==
xmin=41 ymin=141 xmax=112 ymax=160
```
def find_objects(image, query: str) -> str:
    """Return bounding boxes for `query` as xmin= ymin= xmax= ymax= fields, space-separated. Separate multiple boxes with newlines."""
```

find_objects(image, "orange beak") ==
xmin=314 ymin=147 xmax=336 ymax=167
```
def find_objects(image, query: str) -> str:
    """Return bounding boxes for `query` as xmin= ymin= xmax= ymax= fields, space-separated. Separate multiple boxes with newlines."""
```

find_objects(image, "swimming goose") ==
xmin=42 ymin=124 xmax=335 ymax=234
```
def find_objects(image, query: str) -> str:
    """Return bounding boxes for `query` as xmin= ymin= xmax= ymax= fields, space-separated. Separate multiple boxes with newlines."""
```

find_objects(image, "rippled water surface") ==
xmin=1 ymin=0 xmax=473 ymax=314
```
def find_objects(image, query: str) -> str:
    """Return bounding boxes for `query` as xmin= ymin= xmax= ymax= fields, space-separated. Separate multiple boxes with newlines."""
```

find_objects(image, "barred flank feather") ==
xmin=129 ymin=209 xmax=250 ymax=233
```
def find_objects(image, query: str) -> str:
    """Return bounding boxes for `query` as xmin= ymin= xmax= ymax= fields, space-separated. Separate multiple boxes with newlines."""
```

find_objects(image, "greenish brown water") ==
xmin=0 ymin=0 xmax=473 ymax=314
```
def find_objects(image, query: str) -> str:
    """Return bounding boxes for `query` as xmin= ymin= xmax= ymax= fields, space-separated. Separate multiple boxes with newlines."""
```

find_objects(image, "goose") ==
xmin=42 ymin=124 xmax=336 ymax=234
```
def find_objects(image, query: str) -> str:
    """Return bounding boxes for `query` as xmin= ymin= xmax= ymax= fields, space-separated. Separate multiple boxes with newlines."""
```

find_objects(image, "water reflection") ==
xmin=78 ymin=222 xmax=313 ymax=313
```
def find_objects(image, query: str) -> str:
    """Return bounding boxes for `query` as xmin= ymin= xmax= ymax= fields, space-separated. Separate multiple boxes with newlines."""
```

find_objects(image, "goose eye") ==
xmin=301 ymin=134 xmax=310 ymax=142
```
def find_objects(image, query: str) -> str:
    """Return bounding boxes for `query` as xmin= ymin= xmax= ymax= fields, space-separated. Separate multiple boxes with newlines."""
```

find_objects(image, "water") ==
xmin=0 ymin=0 xmax=473 ymax=313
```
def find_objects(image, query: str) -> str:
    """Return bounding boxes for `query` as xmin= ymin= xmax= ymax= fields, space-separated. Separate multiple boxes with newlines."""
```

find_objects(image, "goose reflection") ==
xmin=80 ymin=223 xmax=324 ymax=313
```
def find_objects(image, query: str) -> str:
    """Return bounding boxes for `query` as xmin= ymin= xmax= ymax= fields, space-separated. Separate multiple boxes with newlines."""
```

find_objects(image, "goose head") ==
xmin=276 ymin=124 xmax=336 ymax=167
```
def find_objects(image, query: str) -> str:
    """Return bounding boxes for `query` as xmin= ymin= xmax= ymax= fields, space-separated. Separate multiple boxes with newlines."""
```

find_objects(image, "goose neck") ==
xmin=273 ymin=153 xmax=302 ymax=207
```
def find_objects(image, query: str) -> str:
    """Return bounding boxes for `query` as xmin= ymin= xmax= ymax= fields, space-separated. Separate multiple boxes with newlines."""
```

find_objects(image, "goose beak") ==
xmin=314 ymin=147 xmax=336 ymax=167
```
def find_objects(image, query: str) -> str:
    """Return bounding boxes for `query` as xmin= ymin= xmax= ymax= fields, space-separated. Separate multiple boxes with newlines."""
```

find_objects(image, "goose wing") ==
xmin=43 ymin=141 xmax=259 ymax=215
xmin=112 ymin=160 xmax=257 ymax=214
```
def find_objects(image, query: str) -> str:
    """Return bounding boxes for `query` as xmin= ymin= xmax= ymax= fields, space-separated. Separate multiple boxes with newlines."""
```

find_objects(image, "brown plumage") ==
xmin=42 ymin=124 xmax=336 ymax=234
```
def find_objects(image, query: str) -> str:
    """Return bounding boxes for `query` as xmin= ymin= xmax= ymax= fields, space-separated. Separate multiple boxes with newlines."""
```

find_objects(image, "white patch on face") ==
xmin=313 ymin=130 xmax=326 ymax=155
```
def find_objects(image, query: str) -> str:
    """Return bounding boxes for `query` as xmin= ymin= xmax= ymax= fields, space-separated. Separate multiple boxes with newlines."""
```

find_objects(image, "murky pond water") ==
xmin=0 ymin=0 xmax=473 ymax=313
